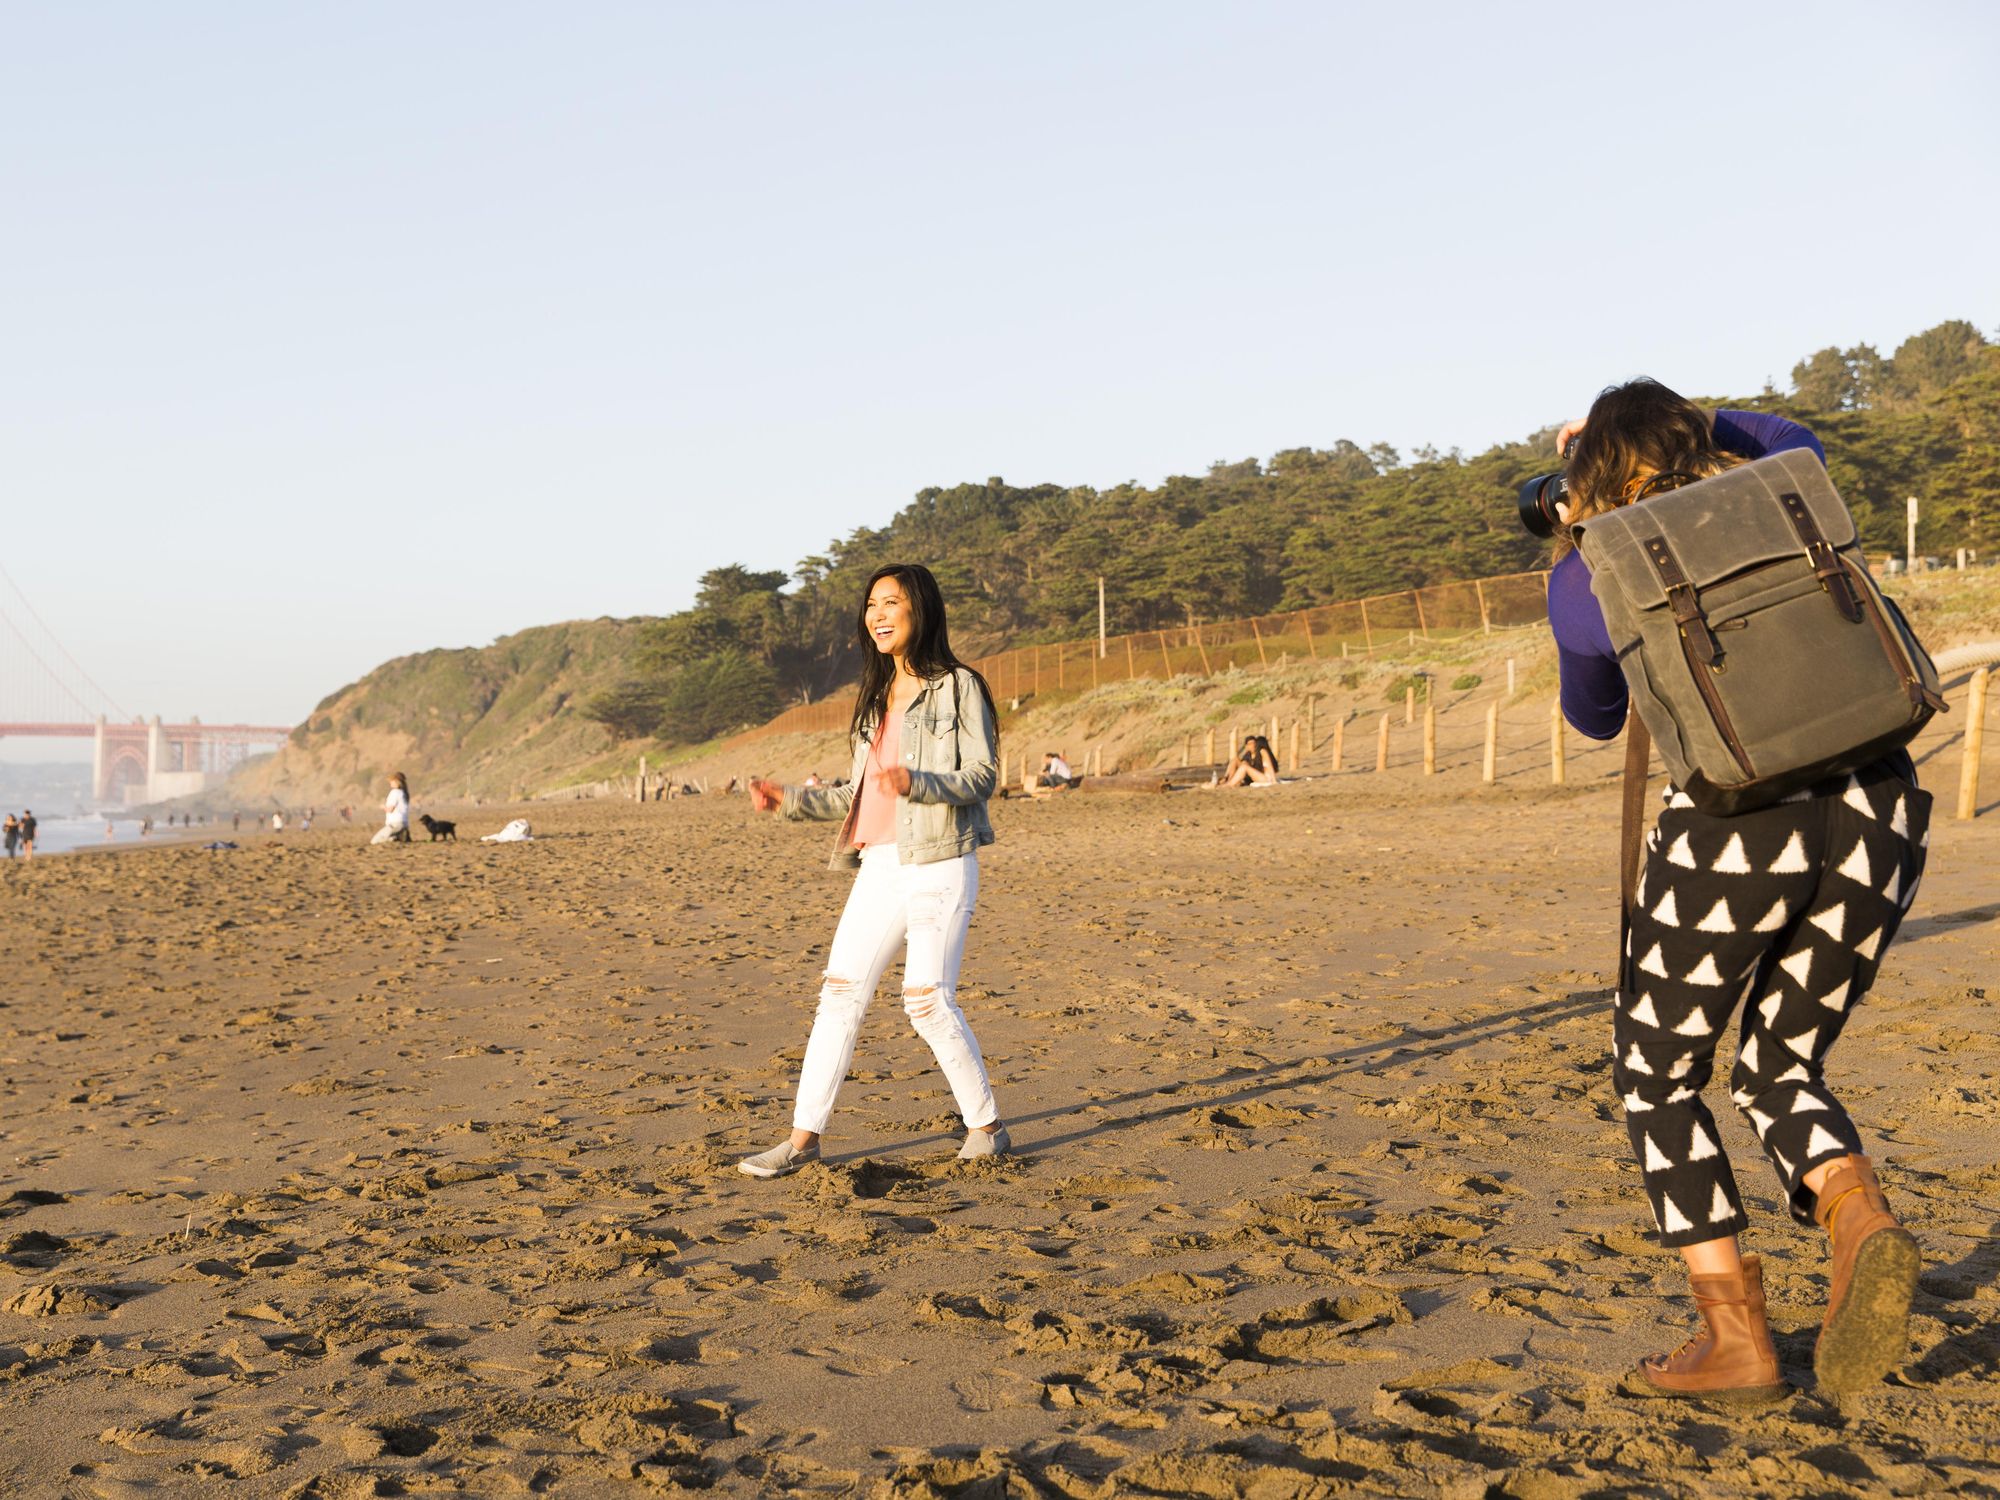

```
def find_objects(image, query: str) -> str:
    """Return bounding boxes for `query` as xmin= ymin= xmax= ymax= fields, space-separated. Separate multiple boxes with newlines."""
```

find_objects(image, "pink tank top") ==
xmin=850 ymin=710 xmax=903 ymax=848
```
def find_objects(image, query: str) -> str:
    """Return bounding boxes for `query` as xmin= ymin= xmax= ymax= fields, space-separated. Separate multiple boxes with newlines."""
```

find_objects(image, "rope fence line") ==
xmin=724 ymin=570 xmax=1554 ymax=747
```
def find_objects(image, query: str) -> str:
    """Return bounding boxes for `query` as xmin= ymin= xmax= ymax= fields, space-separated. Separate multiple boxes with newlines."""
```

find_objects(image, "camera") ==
xmin=1516 ymin=470 xmax=1570 ymax=538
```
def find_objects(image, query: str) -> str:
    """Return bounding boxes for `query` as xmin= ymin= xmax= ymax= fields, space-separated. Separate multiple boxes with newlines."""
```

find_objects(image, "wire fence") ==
xmin=724 ymin=570 xmax=1552 ymax=748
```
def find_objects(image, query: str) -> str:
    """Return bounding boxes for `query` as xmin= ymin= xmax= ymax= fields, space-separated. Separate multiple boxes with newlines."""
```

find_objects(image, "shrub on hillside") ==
xmin=583 ymin=680 xmax=671 ymax=740
xmin=659 ymin=650 xmax=785 ymax=743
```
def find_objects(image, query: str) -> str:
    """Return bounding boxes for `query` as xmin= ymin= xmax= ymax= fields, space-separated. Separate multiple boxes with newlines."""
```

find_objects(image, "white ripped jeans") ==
xmin=791 ymin=843 xmax=998 ymax=1135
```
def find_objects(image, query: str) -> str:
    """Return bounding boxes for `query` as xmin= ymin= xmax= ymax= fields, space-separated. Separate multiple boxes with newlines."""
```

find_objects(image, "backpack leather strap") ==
xmin=1777 ymin=491 xmax=1864 ymax=623
xmin=1619 ymin=710 xmax=1652 ymax=985
xmin=1641 ymin=534 xmax=1722 ymax=667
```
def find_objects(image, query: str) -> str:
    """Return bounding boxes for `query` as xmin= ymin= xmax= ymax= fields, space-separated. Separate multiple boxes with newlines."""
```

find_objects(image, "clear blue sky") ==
xmin=2 ymin=1 xmax=1995 ymax=753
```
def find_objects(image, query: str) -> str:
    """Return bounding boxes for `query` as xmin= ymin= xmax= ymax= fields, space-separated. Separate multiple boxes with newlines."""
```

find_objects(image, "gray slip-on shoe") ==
xmin=738 ymin=1139 xmax=819 ymax=1178
xmin=957 ymin=1125 xmax=1012 ymax=1161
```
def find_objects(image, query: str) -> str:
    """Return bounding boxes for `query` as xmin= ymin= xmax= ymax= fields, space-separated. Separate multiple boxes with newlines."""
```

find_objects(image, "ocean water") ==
xmin=4 ymin=814 xmax=226 ymax=857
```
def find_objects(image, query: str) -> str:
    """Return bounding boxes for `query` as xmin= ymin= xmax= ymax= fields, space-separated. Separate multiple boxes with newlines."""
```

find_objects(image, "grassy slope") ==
xmin=223 ymin=617 xmax=655 ymax=806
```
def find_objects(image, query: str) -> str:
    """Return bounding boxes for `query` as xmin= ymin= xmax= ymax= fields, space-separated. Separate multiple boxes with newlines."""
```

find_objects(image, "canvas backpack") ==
xmin=1573 ymin=448 xmax=1944 ymax=817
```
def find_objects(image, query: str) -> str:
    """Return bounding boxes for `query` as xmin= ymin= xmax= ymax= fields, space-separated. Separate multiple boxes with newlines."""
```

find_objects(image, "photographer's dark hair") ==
xmin=1559 ymin=378 xmax=1746 ymax=556
xmin=849 ymin=563 xmax=997 ymax=744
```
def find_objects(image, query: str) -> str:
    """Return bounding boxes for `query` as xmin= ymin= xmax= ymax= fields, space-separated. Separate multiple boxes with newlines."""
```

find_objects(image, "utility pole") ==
xmin=1098 ymin=576 xmax=1107 ymax=658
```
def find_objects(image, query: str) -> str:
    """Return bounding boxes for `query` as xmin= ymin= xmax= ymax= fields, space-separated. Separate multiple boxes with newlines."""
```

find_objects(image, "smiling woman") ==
xmin=740 ymin=564 xmax=1008 ymax=1177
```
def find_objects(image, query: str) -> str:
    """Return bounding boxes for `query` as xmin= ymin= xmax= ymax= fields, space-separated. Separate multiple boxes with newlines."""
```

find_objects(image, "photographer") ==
xmin=1548 ymin=381 xmax=1928 ymax=1401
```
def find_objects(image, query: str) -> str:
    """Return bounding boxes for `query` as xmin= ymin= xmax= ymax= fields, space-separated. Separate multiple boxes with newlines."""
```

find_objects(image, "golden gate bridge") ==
xmin=0 ymin=565 xmax=292 ymax=806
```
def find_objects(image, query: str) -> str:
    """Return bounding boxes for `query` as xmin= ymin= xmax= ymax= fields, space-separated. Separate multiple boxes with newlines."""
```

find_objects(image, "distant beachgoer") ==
xmin=372 ymin=773 xmax=412 ymax=845
xmin=1028 ymin=750 xmax=1076 ymax=797
xmin=803 ymin=771 xmax=823 ymax=788
xmin=105 ymin=821 xmax=115 ymax=840
xmin=3 ymin=814 xmax=17 ymax=859
xmin=339 ymin=805 xmax=352 ymax=822
xmin=271 ymin=811 xmax=284 ymax=833
xmin=740 ymin=562 xmax=1008 ymax=1178
xmin=1215 ymin=734 xmax=1280 ymax=788
xmin=19 ymin=810 xmax=35 ymax=856
xmin=232 ymin=811 xmax=241 ymax=832
xmin=142 ymin=816 xmax=153 ymax=837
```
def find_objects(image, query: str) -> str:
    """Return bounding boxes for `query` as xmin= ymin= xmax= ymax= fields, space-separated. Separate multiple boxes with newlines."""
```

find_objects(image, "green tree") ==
xmin=659 ymin=650 xmax=784 ymax=742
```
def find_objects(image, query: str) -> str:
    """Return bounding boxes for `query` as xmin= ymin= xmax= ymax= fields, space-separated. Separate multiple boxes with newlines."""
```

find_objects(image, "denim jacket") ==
xmin=782 ymin=667 xmax=998 ymax=870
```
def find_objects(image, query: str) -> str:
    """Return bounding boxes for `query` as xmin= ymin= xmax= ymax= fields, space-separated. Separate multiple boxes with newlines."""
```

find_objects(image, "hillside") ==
xmin=222 ymin=617 xmax=656 ymax=805
xmin=218 ymin=318 xmax=1995 ymax=805
xmin=593 ymin=320 xmax=1997 ymax=745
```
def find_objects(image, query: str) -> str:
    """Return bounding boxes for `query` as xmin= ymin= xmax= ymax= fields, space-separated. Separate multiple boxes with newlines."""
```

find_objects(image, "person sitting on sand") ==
xmin=371 ymin=773 xmax=412 ymax=845
xmin=741 ymin=562 xmax=1010 ymax=1177
xmin=1551 ymin=381 xmax=1929 ymax=1402
xmin=1215 ymin=734 xmax=1279 ymax=787
xmin=1027 ymin=750 xmax=1075 ymax=796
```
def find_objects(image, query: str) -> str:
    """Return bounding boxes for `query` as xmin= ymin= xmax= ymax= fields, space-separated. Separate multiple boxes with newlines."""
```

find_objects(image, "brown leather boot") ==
xmin=1813 ymin=1154 xmax=1920 ymax=1395
xmin=1631 ymin=1254 xmax=1787 ymax=1403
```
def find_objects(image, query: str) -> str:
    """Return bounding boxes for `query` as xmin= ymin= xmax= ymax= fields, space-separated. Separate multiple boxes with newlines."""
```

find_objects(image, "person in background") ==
xmin=372 ymin=773 xmax=411 ymax=845
xmin=1028 ymin=750 xmax=1075 ymax=796
xmin=1550 ymin=380 xmax=1928 ymax=1401
xmin=3 ymin=814 xmax=18 ymax=859
xmin=1215 ymin=735 xmax=1280 ymax=787
xmin=18 ymin=809 xmax=34 ymax=856
xmin=271 ymin=811 xmax=284 ymax=833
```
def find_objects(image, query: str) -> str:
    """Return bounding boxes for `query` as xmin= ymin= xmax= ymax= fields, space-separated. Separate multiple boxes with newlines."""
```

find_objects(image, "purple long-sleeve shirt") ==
xmin=1548 ymin=410 xmax=1826 ymax=740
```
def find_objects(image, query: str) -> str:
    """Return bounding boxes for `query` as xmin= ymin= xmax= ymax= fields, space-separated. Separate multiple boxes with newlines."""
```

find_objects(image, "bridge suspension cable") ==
xmin=0 ymin=562 xmax=130 ymax=723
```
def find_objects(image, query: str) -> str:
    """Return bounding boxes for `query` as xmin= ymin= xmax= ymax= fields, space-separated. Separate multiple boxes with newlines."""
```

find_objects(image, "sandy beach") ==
xmin=3 ymin=745 xmax=1997 ymax=1497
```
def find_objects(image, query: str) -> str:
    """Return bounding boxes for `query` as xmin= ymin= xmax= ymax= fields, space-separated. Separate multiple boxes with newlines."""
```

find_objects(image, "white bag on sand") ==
xmin=369 ymin=825 xmax=397 ymax=845
xmin=481 ymin=818 xmax=532 ymax=843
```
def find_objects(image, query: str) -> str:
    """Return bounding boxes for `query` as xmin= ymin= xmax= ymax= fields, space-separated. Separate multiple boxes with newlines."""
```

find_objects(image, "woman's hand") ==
xmin=874 ymin=764 xmax=912 ymax=798
xmin=1556 ymin=418 xmax=1586 ymax=456
xmin=747 ymin=778 xmax=784 ymax=814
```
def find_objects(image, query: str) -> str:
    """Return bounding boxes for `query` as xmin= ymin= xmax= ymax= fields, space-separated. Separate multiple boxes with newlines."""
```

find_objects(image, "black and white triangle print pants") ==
xmin=1611 ymin=758 xmax=1931 ymax=1249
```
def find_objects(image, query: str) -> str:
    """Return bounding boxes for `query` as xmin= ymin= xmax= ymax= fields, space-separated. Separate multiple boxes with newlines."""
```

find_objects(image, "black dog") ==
xmin=418 ymin=813 xmax=457 ymax=842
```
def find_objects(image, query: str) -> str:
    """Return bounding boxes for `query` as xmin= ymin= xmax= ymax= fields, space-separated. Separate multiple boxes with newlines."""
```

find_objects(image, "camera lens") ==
xmin=1516 ymin=473 xmax=1568 ymax=539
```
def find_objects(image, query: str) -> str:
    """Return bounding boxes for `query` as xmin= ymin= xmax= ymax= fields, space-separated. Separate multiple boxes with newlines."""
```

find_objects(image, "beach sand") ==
xmin=3 ymin=747 xmax=1997 ymax=1496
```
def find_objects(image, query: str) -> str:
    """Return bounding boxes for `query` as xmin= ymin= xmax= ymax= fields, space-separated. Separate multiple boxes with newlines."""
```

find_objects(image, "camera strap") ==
xmin=1618 ymin=709 xmax=1652 ymax=986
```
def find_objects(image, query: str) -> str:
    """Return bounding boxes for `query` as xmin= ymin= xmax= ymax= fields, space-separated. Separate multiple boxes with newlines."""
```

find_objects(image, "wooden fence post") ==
xmin=1035 ymin=646 xmax=1041 ymax=696
xmin=1475 ymin=578 xmax=1491 ymax=635
xmin=1331 ymin=717 xmax=1345 ymax=773
xmin=637 ymin=755 xmax=647 ymax=802
xmin=1423 ymin=704 xmax=1437 ymax=775
xmin=1092 ymin=645 xmax=1099 ymax=689
xmin=1412 ymin=589 xmax=1429 ymax=639
xmin=1182 ymin=733 xmax=1191 ymax=768
xmin=1300 ymin=611 xmax=1318 ymax=658
xmin=1205 ymin=726 xmax=1215 ymax=766
xmin=1159 ymin=631 xmax=1174 ymax=679
xmin=1550 ymin=701 xmax=1566 ymax=784
xmin=1359 ymin=599 xmax=1373 ymax=650
xmin=1376 ymin=713 xmax=1391 ymax=772
xmin=1251 ymin=618 xmax=1269 ymax=668
xmin=1289 ymin=720 xmax=1300 ymax=773
xmin=1229 ymin=723 xmax=1238 ymax=762
xmin=1506 ymin=658 xmax=1516 ymax=698
xmin=1482 ymin=701 xmax=1499 ymax=783
xmin=1126 ymin=635 xmax=1136 ymax=680
xmin=1958 ymin=666 xmax=1990 ymax=820
xmin=1307 ymin=696 xmax=1317 ymax=748
xmin=1194 ymin=625 xmax=1213 ymax=676
xmin=1405 ymin=685 xmax=1416 ymax=725
xmin=1269 ymin=715 xmax=1280 ymax=745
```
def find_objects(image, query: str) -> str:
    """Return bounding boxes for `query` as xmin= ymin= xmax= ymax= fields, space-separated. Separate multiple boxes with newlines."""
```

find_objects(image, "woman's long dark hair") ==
xmin=1557 ymin=378 xmax=1745 ymax=557
xmin=1250 ymin=734 xmax=1278 ymax=774
xmin=848 ymin=563 xmax=998 ymax=744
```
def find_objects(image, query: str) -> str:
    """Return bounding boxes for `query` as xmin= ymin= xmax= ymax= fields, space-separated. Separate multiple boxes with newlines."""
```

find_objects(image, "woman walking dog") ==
xmin=741 ymin=563 xmax=1009 ymax=1177
xmin=1550 ymin=381 xmax=1930 ymax=1400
